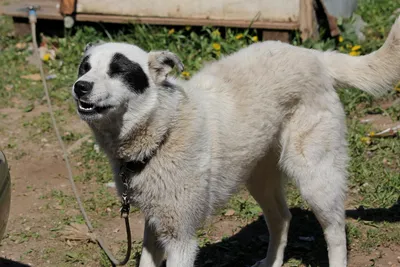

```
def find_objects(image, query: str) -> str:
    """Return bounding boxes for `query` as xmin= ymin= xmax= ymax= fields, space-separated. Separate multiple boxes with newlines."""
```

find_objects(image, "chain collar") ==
xmin=118 ymin=159 xmax=149 ymax=218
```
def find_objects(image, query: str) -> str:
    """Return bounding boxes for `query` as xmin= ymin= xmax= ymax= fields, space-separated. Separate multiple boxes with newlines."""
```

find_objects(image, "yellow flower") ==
xmin=395 ymin=82 xmax=400 ymax=92
xmin=252 ymin=36 xmax=258 ymax=42
xmin=235 ymin=33 xmax=244 ymax=40
xmin=352 ymin=45 xmax=361 ymax=51
xmin=181 ymin=71 xmax=190 ymax=78
xmin=168 ymin=28 xmax=175 ymax=35
xmin=212 ymin=30 xmax=220 ymax=37
xmin=42 ymin=53 xmax=51 ymax=61
xmin=212 ymin=43 xmax=221 ymax=51
xmin=185 ymin=26 xmax=191 ymax=31
xmin=360 ymin=136 xmax=371 ymax=144
xmin=338 ymin=36 xmax=344 ymax=42
xmin=368 ymin=131 xmax=375 ymax=137
xmin=349 ymin=51 xmax=360 ymax=56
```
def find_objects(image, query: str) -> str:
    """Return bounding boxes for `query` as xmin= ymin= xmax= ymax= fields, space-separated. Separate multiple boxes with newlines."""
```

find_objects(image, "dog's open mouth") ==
xmin=77 ymin=100 xmax=111 ymax=114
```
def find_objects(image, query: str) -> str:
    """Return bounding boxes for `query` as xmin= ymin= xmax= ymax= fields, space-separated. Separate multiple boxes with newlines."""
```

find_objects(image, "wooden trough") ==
xmin=0 ymin=0 xmax=342 ymax=41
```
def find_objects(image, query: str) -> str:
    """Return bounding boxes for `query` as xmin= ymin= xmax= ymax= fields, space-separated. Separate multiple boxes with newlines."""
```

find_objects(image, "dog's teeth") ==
xmin=78 ymin=101 xmax=95 ymax=111
xmin=79 ymin=104 xmax=94 ymax=111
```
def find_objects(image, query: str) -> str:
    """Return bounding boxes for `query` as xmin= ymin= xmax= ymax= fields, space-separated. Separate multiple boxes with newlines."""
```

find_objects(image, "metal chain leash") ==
xmin=27 ymin=6 xmax=132 ymax=266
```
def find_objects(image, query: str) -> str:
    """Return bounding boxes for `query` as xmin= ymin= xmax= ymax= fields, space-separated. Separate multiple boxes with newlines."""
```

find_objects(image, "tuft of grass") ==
xmin=223 ymin=192 xmax=262 ymax=220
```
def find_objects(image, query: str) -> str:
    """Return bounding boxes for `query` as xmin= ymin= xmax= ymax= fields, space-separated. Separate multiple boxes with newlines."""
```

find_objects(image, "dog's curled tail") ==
xmin=323 ymin=16 xmax=400 ymax=96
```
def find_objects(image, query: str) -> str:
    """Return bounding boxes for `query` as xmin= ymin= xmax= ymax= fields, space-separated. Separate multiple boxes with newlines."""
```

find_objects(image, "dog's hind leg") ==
xmin=139 ymin=221 xmax=165 ymax=267
xmin=247 ymin=152 xmax=292 ymax=267
xmin=279 ymin=108 xmax=348 ymax=267
xmin=165 ymin=238 xmax=198 ymax=267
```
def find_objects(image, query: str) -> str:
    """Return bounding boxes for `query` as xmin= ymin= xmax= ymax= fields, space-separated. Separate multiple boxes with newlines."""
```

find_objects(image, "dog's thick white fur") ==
xmin=72 ymin=17 xmax=400 ymax=267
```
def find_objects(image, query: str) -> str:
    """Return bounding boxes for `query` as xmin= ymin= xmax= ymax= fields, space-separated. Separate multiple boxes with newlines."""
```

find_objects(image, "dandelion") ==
xmin=168 ymin=28 xmax=175 ymax=35
xmin=42 ymin=53 xmax=51 ymax=61
xmin=349 ymin=51 xmax=360 ymax=56
xmin=369 ymin=131 xmax=375 ymax=137
xmin=212 ymin=30 xmax=220 ymax=37
xmin=181 ymin=71 xmax=190 ymax=78
xmin=351 ymin=45 xmax=361 ymax=51
xmin=185 ymin=26 xmax=191 ymax=31
xmin=252 ymin=36 xmax=258 ymax=42
xmin=235 ymin=33 xmax=244 ymax=40
xmin=212 ymin=43 xmax=221 ymax=51
xmin=360 ymin=136 xmax=371 ymax=144
xmin=338 ymin=36 xmax=344 ymax=43
xmin=395 ymin=82 xmax=400 ymax=92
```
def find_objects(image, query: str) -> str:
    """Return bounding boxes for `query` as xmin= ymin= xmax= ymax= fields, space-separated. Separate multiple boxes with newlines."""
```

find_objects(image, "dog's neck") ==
xmin=91 ymin=88 xmax=180 ymax=163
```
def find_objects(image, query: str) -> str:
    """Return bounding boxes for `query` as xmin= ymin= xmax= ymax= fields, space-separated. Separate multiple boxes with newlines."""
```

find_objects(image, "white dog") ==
xmin=71 ymin=17 xmax=400 ymax=267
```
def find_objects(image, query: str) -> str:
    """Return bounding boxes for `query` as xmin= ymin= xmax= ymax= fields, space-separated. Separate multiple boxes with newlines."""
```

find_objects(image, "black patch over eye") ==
xmin=78 ymin=55 xmax=91 ymax=77
xmin=108 ymin=53 xmax=149 ymax=94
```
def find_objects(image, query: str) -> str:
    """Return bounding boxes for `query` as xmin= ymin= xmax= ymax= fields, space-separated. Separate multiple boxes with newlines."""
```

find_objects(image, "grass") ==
xmin=0 ymin=0 xmax=399 ymax=266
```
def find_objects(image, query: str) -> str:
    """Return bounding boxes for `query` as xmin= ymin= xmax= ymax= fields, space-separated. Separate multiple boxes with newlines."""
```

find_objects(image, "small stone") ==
xmin=224 ymin=209 xmax=235 ymax=216
xmin=15 ymin=42 xmax=27 ymax=50
xmin=105 ymin=182 xmax=116 ymax=188
xmin=5 ymin=85 xmax=13 ymax=92
xmin=94 ymin=144 xmax=100 ymax=153
xmin=299 ymin=236 xmax=315 ymax=242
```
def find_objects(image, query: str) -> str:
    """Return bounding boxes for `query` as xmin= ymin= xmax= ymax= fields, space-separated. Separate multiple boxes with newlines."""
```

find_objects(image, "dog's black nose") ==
xmin=74 ymin=81 xmax=93 ymax=98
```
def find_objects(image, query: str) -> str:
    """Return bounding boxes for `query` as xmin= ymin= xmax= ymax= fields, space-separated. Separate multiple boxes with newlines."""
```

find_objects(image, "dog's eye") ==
xmin=110 ymin=64 xmax=129 ymax=74
xmin=78 ymin=56 xmax=91 ymax=77
xmin=84 ymin=62 xmax=90 ymax=71
xmin=80 ymin=62 xmax=90 ymax=73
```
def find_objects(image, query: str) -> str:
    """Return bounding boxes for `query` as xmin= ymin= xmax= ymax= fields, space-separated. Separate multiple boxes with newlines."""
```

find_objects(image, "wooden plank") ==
xmin=262 ymin=30 xmax=290 ymax=43
xmin=60 ymin=0 xmax=76 ymax=15
xmin=1 ymin=0 xmax=300 ymax=30
xmin=76 ymin=13 xmax=300 ymax=30
xmin=299 ymin=0 xmax=318 ymax=40
xmin=0 ymin=0 xmax=63 ymax=20
xmin=76 ymin=0 xmax=300 ymax=23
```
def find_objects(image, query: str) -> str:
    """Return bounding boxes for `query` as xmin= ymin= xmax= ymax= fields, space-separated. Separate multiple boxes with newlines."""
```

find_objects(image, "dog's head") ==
xmin=72 ymin=42 xmax=184 ymax=123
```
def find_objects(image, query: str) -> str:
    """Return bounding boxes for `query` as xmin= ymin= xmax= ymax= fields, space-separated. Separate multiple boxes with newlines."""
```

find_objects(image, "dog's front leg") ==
xmin=165 ymin=238 xmax=198 ymax=267
xmin=139 ymin=220 xmax=165 ymax=267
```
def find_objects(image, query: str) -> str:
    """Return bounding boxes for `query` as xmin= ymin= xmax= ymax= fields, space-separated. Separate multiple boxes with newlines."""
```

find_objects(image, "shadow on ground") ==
xmin=0 ymin=258 xmax=30 ymax=267
xmin=346 ymin=197 xmax=400 ymax=223
xmin=196 ymin=200 xmax=400 ymax=267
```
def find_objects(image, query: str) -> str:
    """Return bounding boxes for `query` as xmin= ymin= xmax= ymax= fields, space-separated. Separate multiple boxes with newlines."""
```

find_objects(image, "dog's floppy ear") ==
xmin=148 ymin=51 xmax=184 ymax=84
